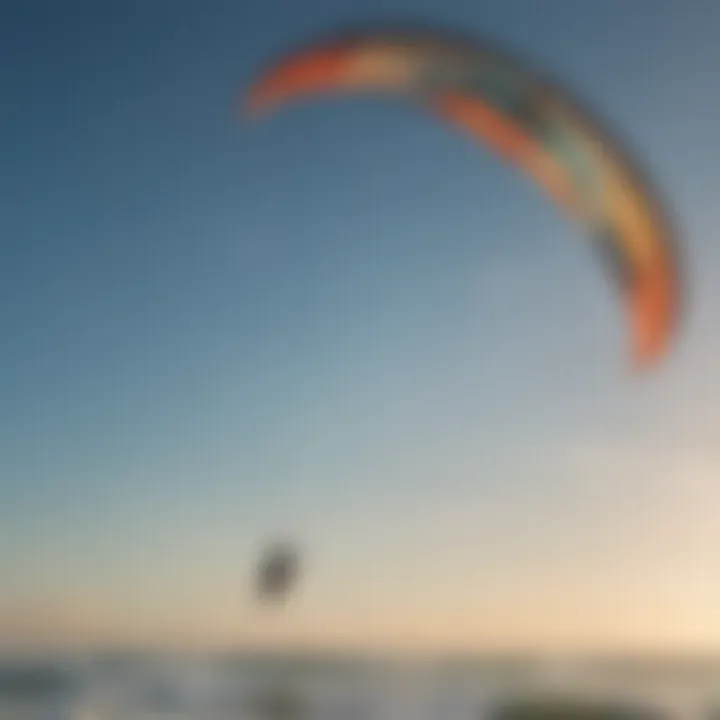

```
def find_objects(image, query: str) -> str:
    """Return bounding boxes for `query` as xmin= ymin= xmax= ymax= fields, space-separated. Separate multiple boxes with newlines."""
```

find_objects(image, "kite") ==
xmin=243 ymin=26 xmax=682 ymax=369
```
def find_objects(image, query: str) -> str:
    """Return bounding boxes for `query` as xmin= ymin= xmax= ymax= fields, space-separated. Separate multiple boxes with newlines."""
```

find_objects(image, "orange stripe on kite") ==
xmin=434 ymin=91 xmax=578 ymax=212
xmin=630 ymin=262 xmax=675 ymax=369
xmin=245 ymin=47 xmax=354 ymax=116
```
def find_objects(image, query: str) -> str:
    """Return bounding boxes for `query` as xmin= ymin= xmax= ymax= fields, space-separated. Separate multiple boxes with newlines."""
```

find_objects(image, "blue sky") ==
xmin=2 ymin=0 xmax=720 ymax=652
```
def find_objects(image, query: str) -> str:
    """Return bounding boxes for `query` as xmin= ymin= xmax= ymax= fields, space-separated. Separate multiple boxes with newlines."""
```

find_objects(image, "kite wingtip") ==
xmin=628 ymin=340 xmax=669 ymax=376
xmin=237 ymin=91 xmax=266 ymax=121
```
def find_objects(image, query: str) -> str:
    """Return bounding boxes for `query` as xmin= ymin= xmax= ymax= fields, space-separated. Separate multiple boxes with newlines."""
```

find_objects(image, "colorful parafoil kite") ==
xmin=243 ymin=26 xmax=681 ymax=370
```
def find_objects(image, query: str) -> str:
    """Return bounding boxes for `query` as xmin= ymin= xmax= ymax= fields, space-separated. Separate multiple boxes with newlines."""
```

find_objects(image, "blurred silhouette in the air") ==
xmin=256 ymin=541 xmax=299 ymax=605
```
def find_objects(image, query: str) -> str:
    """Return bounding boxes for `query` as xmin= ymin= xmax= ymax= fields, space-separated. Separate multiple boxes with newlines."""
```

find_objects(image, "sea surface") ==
xmin=1 ymin=652 xmax=720 ymax=719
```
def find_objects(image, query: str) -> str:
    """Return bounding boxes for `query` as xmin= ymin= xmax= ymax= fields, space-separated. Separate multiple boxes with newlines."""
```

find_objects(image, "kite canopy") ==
xmin=243 ymin=26 xmax=681 ymax=370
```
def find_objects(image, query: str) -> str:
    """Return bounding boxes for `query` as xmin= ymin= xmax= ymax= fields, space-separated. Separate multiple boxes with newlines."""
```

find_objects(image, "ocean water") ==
xmin=1 ymin=653 xmax=719 ymax=719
